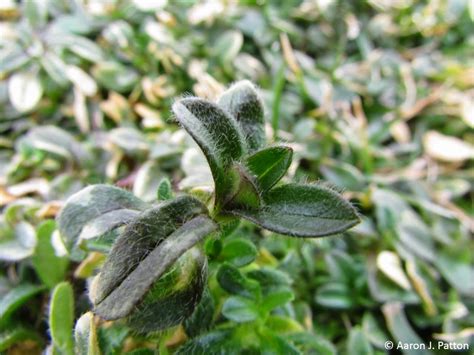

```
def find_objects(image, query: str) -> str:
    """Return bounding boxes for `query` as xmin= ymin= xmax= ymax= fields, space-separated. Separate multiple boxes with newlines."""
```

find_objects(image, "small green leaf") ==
xmin=176 ymin=330 xmax=235 ymax=354
xmin=126 ymin=246 xmax=208 ymax=333
xmin=218 ymin=80 xmax=266 ymax=152
xmin=216 ymin=263 xmax=260 ymax=299
xmin=74 ymin=312 xmax=100 ymax=355
xmin=57 ymin=184 xmax=148 ymax=251
xmin=32 ymin=220 xmax=69 ymax=288
xmin=92 ymin=62 xmax=138 ymax=92
xmin=49 ymin=282 xmax=74 ymax=355
xmin=92 ymin=195 xmax=209 ymax=306
xmin=222 ymin=296 xmax=259 ymax=323
xmin=347 ymin=327 xmax=373 ymax=355
xmin=245 ymin=146 xmax=293 ymax=193
xmin=172 ymin=98 xmax=246 ymax=208
xmin=184 ymin=288 xmax=215 ymax=337
xmin=261 ymin=288 xmax=294 ymax=313
xmin=157 ymin=177 xmax=173 ymax=201
xmin=93 ymin=215 xmax=217 ymax=321
xmin=0 ymin=284 xmax=45 ymax=325
xmin=231 ymin=183 xmax=360 ymax=237
xmin=0 ymin=327 xmax=42 ymax=352
xmin=220 ymin=238 xmax=257 ymax=267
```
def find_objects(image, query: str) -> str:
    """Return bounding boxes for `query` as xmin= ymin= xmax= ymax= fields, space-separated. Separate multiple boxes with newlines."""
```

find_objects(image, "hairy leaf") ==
xmin=32 ymin=220 xmax=69 ymax=288
xmin=245 ymin=146 xmax=293 ymax=192
xmin=92 ymin=195 xmax=209 ymax=305
xmin=74 ymin=312 xmax=100 ymax=355
xmin=231 ymin=183 xmax=359 ymax=237
xmin=93 ymin=215 xmax=217 ymax=320
xmin=216 ymin=263 xmax=260 ymax=299
xmin=126 ymin=246 xmax=208 ymax=333
xmin=57 ymin=185 xmax=148 ymax=250
xmin=218 ymin=80 xmax=266 ymax=152
xmin=172 ymin=98 xmax=246 ymax=208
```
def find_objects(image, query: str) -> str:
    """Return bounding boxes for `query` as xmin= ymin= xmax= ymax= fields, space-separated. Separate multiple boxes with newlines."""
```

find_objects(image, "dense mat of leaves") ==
xmin=0 ymin=1 xmax=473 ymax=354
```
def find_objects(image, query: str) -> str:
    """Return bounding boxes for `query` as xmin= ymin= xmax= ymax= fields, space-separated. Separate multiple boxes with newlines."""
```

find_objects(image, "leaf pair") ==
xmin=89 ymin=196 xmax=217 ymax=331
xmin=173 ymin=81 xmax=359 ymax=237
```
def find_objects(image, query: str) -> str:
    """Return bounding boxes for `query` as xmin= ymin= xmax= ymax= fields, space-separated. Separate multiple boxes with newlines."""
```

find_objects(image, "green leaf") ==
xmin=245 ymin=146 xmax=293 ymax=193
xmin=91 ymin=195 xmax=209 ymax=306
xmin=57 ymin=184 xmax=148 ymax=251
xmin=0 ymin=327 xmax=42 ymax=352
xmin=24 ymin=0 xmax=47 ymax=28
xmin=32 ymin=220 xmax=69 ymax=288
xmin=184 ymin=288 xmax=215 ymax=337
xmin=93 ymin=214 xmax=217 ymax=321
xmin=261 ymin=287 xmax=294 ymax=313
xmin=218 ymin=80 xmax=265 ymax=152
xmin=157 ymin=177 xmax=173 ymax=201
xmin=315 ymin=283 xmax=353 ymax=309
xmin=0 ymin=284 xmax=44 ymax=325
xmin=222 ymin=296 xmax=259 ymax=323
xmin=172 ymin=98 xmax=246 ymax=208
xmin=74 ymin=312 xmax=100 ymax=355
xmin=220 ymin=238 xmax=257 ymax=267
xmin=216 ymin=263 xmax=260 ymax=299
xmin=265 ymin=315 xmax=304 ymax=333
xmin=176 ymin=330 xmax=235 ymax=355
xmin=231 ymin=183 xmax=360 ymax=237
xmin=92 ymin=62 xmax=138 ymax=92
xmin=347 ymin=327 xmax=373 ymax=355
xmin=259 ymin=330 xmax=301 ymax=355
xmin=126 ymin=246 xmax=208 ymax=333
xmin=49 ymin=282 xmax=74 ymax=355
xmin=0 ymin=221 xmax=37 ymax=262
xmin=382 ymin=303 xmax=430 ymax=355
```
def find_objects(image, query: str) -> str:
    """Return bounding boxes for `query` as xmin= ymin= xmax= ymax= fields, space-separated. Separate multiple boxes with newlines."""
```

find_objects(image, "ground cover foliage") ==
xmin=0 ymin=0 xmax=473 ymax=354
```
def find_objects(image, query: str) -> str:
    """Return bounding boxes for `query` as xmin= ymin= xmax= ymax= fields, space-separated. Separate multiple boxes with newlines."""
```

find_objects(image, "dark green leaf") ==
xmin=176 ymin=330 xmax=236 ymax=355
xmin=172 ymin=98 xmax=246 ymax=208
xmin=232 ymin=183 xmax=360 ymax=237
xmin=57 ymin=184 xmax=147 ymax=250
xmin=184 ymin=288 xmax=215 ymax=338
xmin=245 ymin=146 xmax=293 ymax=193
xmin=126 ymin=246 xmax=208 ymax=333
xmin=32 ymin=220 xmax=69 ymax=288
xmin=217 ymin=80 xmax=265 ymax=152
xmin=157 ymin=177 xmax=173 ymax=201
xmin=220 ymin=238 xmax=257 ymax=267
xmin=216 ymin=263 xmax=260 ymax=299
xmin=222 ymin=296 xmax=259 ymax=323
xmin=0 ymin=284 xmax=45 ymax=325
xmin=93 ymin=215 xmax=217 ymax=321
xmin=49 ymin=282 xmax=74 ymax=355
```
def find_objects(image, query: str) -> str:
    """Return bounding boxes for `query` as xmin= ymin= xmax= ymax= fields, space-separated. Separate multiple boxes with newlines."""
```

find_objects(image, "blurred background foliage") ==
xmin=0 ymin=0 xmax=473 ymax=354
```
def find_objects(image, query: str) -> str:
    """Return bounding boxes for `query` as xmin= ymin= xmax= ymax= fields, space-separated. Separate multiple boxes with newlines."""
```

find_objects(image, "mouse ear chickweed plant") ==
xmin=57 ymin=80 xmax=360 ymax=335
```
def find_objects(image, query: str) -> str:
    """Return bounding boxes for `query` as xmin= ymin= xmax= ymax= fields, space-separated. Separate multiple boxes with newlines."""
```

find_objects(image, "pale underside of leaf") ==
xmin=93 ymin=215 xmax=217 ymax=320
xmin=57 ymin=185 xmax=148 ymax=250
